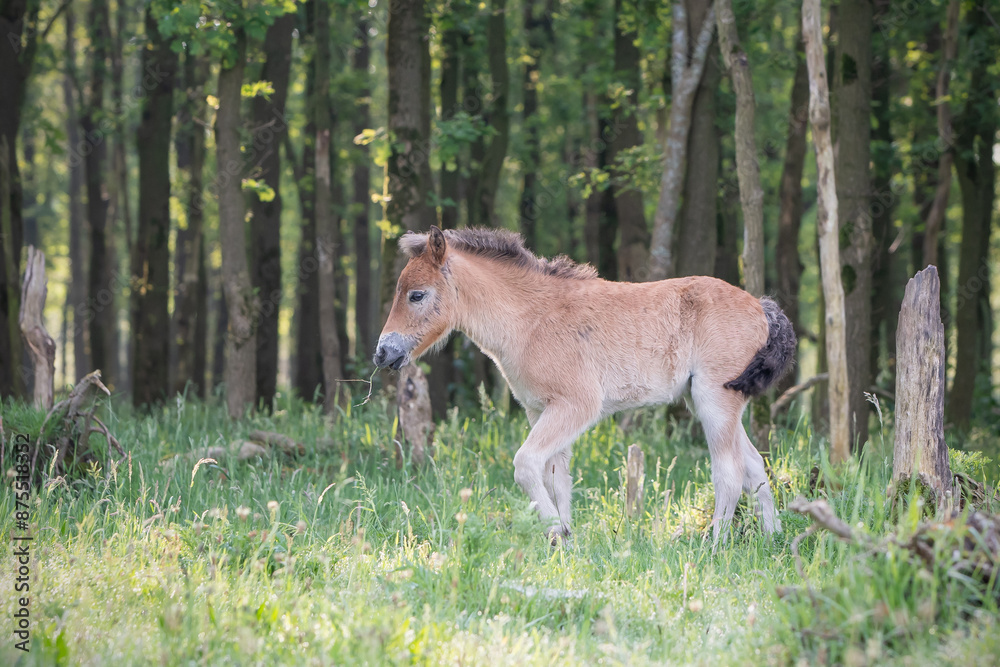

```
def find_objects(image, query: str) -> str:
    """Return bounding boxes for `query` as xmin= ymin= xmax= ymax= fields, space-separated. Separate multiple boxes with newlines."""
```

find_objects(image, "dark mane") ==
xmin=399 ymin=228 xmax=598 ymax=280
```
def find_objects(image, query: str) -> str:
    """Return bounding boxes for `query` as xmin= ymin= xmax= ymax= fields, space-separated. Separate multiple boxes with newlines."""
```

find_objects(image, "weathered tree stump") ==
xmin=626 ymin=444 xmax=645 ymax=517
xmin=29 ymin=370 xmax=125 ymax=482
xmin=893 ymin=266 xmax=951 ymax=504
xmin=19 ymin=246 xmax=55 ymax=410
xmin=397 ymin=364 xmax=433 ymax=466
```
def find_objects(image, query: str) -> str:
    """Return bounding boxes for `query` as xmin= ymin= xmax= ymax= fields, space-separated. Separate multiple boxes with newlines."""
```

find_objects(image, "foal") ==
xmin=374 ymin=227 xmax=795 ymax=542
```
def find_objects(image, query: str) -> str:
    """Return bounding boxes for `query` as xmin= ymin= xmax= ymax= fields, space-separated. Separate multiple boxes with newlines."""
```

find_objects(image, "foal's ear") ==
xmin=428 ymin=226 xmax=447 ymax=266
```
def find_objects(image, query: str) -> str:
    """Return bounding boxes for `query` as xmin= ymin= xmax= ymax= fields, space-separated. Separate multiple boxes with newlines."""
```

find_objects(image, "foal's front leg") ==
xmin=513 ymin=402 xmax=596 ymax=538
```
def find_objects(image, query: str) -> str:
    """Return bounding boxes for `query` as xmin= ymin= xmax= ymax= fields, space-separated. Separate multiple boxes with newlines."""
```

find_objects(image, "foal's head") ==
xmin=373 ymin=226 xmax=456 ymax=370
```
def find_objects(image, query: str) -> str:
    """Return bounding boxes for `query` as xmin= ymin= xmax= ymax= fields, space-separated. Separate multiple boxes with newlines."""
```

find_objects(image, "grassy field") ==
xmin=1 ymin=389 xmax=998 ymax=666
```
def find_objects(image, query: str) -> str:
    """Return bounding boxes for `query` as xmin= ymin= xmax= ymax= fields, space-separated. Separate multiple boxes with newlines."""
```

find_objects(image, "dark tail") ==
xmin=724 ymin=297 xmax=796 ymax=396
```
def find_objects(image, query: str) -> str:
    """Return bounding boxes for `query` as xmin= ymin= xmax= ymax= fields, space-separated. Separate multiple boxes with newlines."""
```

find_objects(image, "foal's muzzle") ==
xmin=373 ymin=333 xmax=413 ymax=371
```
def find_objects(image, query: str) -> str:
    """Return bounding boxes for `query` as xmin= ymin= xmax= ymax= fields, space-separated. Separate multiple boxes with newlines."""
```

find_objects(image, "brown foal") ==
xmin=374 ymin=226 xmax=795 ymax=543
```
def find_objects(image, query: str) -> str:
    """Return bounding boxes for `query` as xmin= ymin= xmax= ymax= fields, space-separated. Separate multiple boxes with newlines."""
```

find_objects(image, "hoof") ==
xmin=547 ymin=523 xmax=572 ymax=547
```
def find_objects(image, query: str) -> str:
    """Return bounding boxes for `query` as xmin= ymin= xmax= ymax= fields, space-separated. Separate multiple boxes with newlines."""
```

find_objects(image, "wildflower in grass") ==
xmin=267 ymin=500 xmax=279 ymax=515
xmin=192 ymin=521 xmax=205 ymax=535
xmin=236 ymin=506 xmax=251 ymax=521
xmin=459 ymin=488 xmax=473 ymax=503
xmin=455 ymin=511 xmax=468 ymax=524
xmin=296 ymin=520 xmax=307 ymax=534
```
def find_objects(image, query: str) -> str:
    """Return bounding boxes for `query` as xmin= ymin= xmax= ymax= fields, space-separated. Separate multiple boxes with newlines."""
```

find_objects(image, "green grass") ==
xmin=1 ymin=391 xmax=998 ymax=666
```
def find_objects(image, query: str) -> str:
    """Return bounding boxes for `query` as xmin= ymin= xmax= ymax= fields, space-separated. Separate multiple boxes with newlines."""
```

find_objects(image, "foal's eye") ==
xmin=409 ymin=291 xmax=426 ymax=303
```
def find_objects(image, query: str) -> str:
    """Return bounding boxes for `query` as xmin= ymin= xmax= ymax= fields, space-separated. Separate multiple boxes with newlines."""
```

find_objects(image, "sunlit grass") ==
xmin=0 ymin=392 xmax=997 ymax=665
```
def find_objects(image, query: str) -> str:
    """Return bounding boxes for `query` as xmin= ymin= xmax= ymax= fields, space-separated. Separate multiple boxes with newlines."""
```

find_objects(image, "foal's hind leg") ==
xmin=739 ymin=427 xmax=781 ymax=533
xmin=691 ymin=379 xmax=746 ymax=544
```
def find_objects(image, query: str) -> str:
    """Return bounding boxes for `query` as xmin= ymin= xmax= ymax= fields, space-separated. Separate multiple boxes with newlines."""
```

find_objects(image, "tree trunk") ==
xmin=714 ymin=185 xmax=740 ymax=285
xmin=173 ymin=51 xmax=209 ymax=397
xmin=463 ymin=28 xmax=485 ymax=231
xmin=354 ymin=16 xmax=374 ymax=358
xmin=111 ymin=0 xmax=131 ymax=393
xmin=471 ymin=0 xmax=510 ymax=228
xmin=625 ymin=444 xmax=645 ymax=517
xmin=398 ymin=363 xmax=434 ymax=466
xmin=385 ymin=0 xmax=436 ymax=456
xmin=716 ymin=0 xmax=764 ymax=297
xmin=292 ymin=41 xmax=322 ymax=401
xmin=949 ymin=55 xmax=996 ymax=430
xmin=19 ymin=247 xmax=54 ymax=410
xmin=832 ymin=0 xmax=873 ymax=447
xmin=0 ymin=0 xmax=35 ymax=399
xmin=610 ymin=0 xmax=649 ymax=281
xmin=519 ymin=0 xmax=553 ymax=251
xmin=315 ymin=0 xmax=344 ymax=413
xmin=674 ymin=44 xmax=719 ymax=279
xmin=920 ymin=0 xmax=959 ymax=269
xmin=579 ymin=92 xmax=617 ymax=280
xmin=775 ymin=29 xmax=808 ymax=392
xmin=83 ymin=0 xmax=118 ymax=389
xmin=251 ymin=13 xmax=294 ymax=409
xmin=649 ymin=1 xmax=716 ymax=281
xmin=869 ymin=2 xmax=899 ymax=390
xmin=216 ymin=28 xmax=258 ymax=419
xmin=715 ymin=0 xmax=768 ymax=449
xmin=132 ymin=9 xmax=177 ymax=408
xmin=386 ymin=0 xmax=437 ymax=235
xmin=894 ymin=266 xmax=951 ymax=503
xmin=64 ymin=8 xmax=90 ymax=385
xmin=429 ymin=24 xmax=463 ymax=418
xmin=803 ymin=0 xmax=850 ymax=463
xmin=211 ymin=274 xmax=227 ymax=391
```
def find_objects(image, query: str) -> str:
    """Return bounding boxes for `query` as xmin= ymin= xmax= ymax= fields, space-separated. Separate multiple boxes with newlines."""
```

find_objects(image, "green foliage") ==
xmin=153 ymin=0 xmax=295 ymax=64
xmin=241 ymin=79 xmax=276 ymax=99
xmin=436 ymin=111 xmax=494 ymax=172
xmin=242 ymin=177 xmax=276 ymax=201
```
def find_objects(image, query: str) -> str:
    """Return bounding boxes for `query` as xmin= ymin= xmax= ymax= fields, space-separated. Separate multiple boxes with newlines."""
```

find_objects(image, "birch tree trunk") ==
xmin=216 ymin=28 xmax=258 ymax=419
xmin=649 ymin=2 xmax=716 ymax=281
xmin=803 ymin=0 xmax=850 ymax=463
